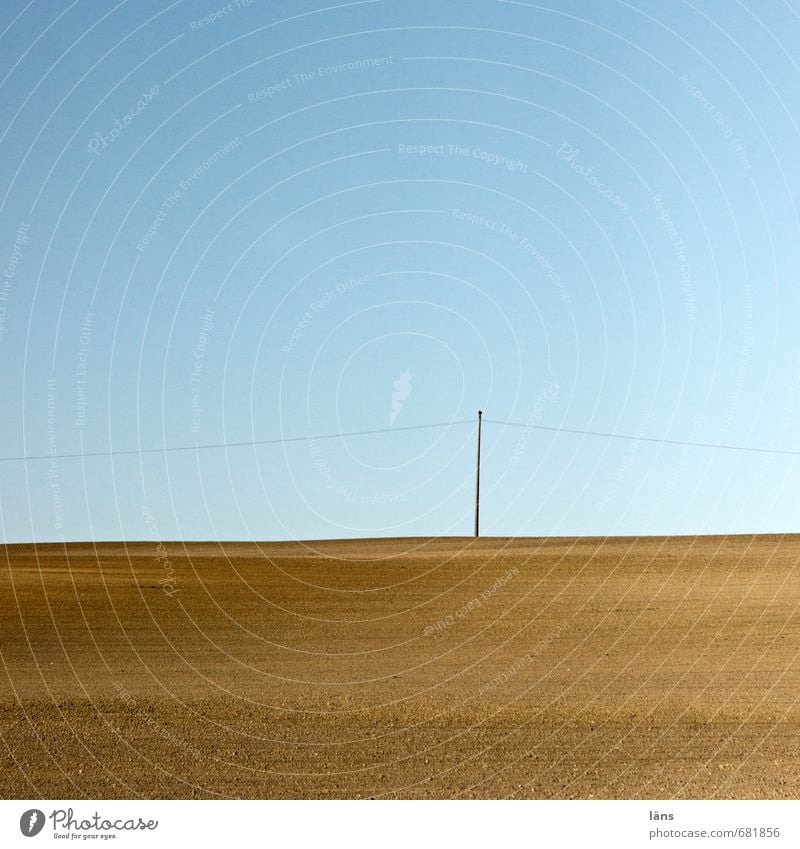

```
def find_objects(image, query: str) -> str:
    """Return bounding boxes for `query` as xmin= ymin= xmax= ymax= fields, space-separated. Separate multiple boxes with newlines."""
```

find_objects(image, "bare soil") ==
xmin=2 ymin=535 xmax=799 ymax=798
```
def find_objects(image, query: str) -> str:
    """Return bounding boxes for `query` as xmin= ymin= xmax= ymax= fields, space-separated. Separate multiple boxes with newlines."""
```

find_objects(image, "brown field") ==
xmin=2 ymin=534 xmax=799 ymax=799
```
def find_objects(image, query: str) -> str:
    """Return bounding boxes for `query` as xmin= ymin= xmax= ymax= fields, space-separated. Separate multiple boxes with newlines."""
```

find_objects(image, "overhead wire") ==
xmin=3 ymin=415 xmax=799 ymax=464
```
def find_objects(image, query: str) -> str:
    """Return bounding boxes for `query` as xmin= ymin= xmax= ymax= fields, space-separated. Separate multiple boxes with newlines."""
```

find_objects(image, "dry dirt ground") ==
xmin=2 ymin=535 xmax=800 ymax=799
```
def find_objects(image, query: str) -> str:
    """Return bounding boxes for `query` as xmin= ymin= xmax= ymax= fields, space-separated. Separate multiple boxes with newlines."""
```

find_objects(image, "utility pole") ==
xmin=474 ymin=410 xmax=482 ymax=537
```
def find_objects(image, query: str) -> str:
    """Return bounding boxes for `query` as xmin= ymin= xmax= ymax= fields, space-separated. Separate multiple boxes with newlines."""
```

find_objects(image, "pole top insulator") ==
xmin=478 ymin=409 xmax=483 ymax=416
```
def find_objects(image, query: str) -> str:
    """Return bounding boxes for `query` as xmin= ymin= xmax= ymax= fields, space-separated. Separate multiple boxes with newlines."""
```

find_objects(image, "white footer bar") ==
xmin=2 ymin=800 xmax=796 ymax=848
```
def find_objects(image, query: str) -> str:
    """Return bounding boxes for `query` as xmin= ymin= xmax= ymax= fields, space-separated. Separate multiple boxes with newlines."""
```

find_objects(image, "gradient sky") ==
xmin=2 ymin=0 xmax=800 ymax=542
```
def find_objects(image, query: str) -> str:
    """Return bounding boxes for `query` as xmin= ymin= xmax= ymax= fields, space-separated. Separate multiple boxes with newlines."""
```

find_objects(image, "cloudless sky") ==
xmin=2 ymin=0 xmax=800 ymax=542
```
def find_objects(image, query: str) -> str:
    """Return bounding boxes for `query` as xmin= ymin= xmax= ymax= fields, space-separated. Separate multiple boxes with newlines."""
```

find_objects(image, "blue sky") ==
xmin=2 ymin=0 xmax=800 ymax=542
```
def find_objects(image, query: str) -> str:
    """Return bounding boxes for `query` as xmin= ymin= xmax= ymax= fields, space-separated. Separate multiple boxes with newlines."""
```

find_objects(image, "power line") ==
xmin=0 ymin=419 xmax=474 ymax=464
xmin=3 ymin=415 xmax=800 ymax=465
xmin=485 ymin=419 xmax=800 ymax=458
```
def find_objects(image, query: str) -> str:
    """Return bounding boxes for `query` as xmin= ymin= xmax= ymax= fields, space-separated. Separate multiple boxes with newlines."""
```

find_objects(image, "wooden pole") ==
xmin=474 ymin=410 xmax=482 ymax=537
